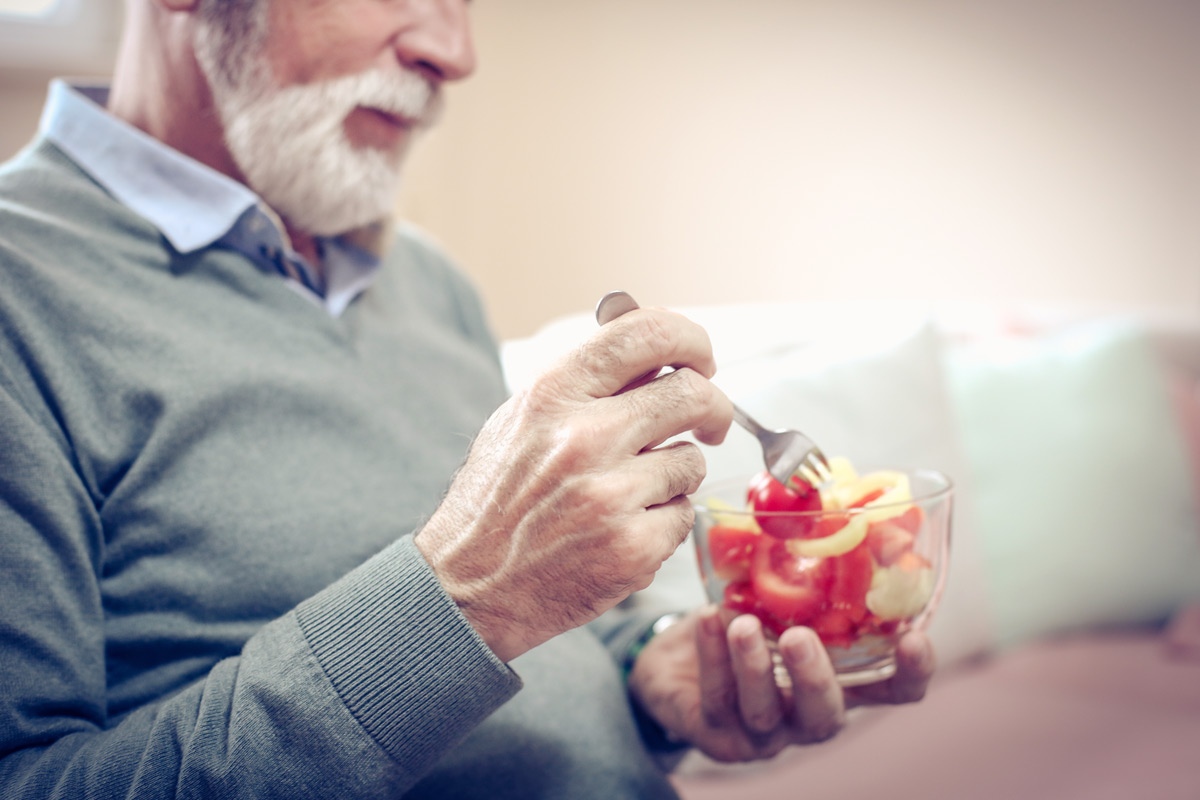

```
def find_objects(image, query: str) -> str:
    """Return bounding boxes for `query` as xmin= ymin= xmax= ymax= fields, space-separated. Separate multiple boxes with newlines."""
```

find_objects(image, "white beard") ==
xmin=194 ymin=19 xmax=437 ymax=236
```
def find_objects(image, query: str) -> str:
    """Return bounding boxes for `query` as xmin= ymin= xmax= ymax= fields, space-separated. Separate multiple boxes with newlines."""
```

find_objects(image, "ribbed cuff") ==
xmin=295 ymin=536 xmax=521 ymax=774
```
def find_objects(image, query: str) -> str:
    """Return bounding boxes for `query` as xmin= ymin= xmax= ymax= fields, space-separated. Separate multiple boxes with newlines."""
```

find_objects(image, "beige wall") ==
xmin=4 ymin=1 xmax=1196 ymax=340
xmin=0 ymin=70 xmax=56 ymax=158
xmin=0 ymin=0 xmax=123 ymax=156
xmin=398 ymin=0 xmax=1200 ymax=339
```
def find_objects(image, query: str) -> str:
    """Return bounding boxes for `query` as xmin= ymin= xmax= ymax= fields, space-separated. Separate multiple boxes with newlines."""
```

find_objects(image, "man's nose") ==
xmin=393 ymin=0 xmax=476 ymax=83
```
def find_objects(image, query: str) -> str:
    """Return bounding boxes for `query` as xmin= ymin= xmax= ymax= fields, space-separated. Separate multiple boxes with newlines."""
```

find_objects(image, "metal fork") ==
xmin=594 ymin=291 xmax=831 ymax=488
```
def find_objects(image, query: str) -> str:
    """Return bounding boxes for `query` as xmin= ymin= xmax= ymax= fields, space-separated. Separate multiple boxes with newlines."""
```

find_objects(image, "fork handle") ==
xmin=598 ymin=293 xmax=770 ymax=441
xmin=731 ymin=404 xmax=769 ymax=440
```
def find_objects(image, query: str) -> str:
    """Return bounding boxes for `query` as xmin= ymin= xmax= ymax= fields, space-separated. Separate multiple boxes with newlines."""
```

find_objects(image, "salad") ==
xmin=702 ymin=458 xmax=936 ymax=649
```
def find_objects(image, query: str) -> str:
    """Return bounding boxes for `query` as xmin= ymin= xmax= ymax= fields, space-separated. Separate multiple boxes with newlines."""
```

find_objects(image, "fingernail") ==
xmin=736 ymin=629 xmax=762 ymax=655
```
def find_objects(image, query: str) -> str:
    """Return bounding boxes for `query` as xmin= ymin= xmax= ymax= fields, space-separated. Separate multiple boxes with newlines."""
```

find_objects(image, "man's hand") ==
xmin=628 ymin=606 xmax=936 ymax=763
xmin=415 ymin=308 xmax=733 ymax=663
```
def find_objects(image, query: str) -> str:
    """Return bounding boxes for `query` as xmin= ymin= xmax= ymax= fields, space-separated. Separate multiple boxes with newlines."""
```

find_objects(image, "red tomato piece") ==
xmin=812 ymin=608 xmax=854 ymax=635
xmin=811 ymin=609 xmax=856 ymax=648
xmin=826 ymin=542 xmax=874 ymax=623
xmin=723 ymin=581 xmax=760 ymax=615
xmin=848 ymin=488 xmax=886 ymax=508
xmin=893 ymin=505 xmax=926 ymax=534
xmin=721 ymin=581 xmax=792 ymax=637
xmin=747 ymin=469 xmax=823 ymax=540
xmin=707 ymin=524 xmax=760 ymax=582
xmin=865 ymin=521 xmax=915 ymax=567
xmin=854 ymin=613 xmax=900 ymax=638
xmin=750 ymin=538 xmax=831 ymax=626
xmin=811 ymin=512 xmax=851 ymax=539
xmin=895 ymin=550 xmax=933 ymax=572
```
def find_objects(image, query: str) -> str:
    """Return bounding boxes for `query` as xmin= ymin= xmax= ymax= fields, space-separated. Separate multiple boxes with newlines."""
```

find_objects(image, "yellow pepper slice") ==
xmin=866 ymin=562 xmax=934 ymax=620
xmin=705 ymin=498 xmax=761 ymax=532
xmin=784 ymin=514 xmax=869 ymax=558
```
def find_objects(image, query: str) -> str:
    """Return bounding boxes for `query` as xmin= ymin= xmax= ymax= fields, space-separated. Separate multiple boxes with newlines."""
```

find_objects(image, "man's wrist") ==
xmin=621 ymin=611 xmax=686 ymax=685
xmin=623 ymin=611 xmax=692 ymax=761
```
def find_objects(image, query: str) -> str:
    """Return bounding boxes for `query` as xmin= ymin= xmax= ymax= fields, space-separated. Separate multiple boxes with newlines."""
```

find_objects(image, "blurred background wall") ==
xmin=0 ymin=0 xmax=123 ymax=155
xmin=3 ymin=0 xmax=1196 ymax=340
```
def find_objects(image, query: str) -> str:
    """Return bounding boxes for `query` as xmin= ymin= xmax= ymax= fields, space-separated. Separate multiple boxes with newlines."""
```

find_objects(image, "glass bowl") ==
xmin=692 ymin=467 xmax=953 ymax=686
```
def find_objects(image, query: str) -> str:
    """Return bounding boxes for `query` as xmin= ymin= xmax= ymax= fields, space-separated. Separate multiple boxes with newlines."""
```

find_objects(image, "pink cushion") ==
xmin=1168 ymin=370 xmax=1200 ymax=528
xmin=1165 ymin=604 xmax=1200 ymax=662
xmin=672 ymin=632 xmax=1200 ymax=800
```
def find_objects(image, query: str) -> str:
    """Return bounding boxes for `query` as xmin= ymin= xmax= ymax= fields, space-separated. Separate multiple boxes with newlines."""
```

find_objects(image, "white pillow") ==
xmin=945 ymin=321 xmax=1200 ymax=649
xmin=501 ymin=303 xmax=997 ymax=668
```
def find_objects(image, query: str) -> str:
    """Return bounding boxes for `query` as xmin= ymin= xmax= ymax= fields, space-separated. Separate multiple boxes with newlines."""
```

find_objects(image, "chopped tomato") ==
xmin=707 ymin=524 xmax=760 ymax=582
xmin=722 ymin=582 xmax=794 ymax=637
xmin=848 ymin=488 xmax=886 ymax=508
xmin=895 ymin=550 xmax=932 ymax=572
xmin=826 ymin=542 xmax=874 ymax=623
xmin=751 ymin=538 xmax=831 ymax=626
xmin=711 ymin=461 xmax=936 ymax=650
xmin=855 ymin=612 xmax=900 ymax=638
xmin=893 ymin=505 xmax=926 ymax=534
xmin=865 ymin=521 xmax=915 ymax=567
xmin=747 ymin=470 xmax=822 ymax=540
xmin=723 ymin=581 xmax=760 ymax=616
xmin=811 ymin=512 xmax=851 ymax=539
xmin=811 ymin=608 xmax=856 ymax=647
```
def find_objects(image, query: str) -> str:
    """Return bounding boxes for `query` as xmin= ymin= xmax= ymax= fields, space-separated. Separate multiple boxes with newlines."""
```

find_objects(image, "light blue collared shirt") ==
xmin=38 ymin=80 xmax=380 ymax=317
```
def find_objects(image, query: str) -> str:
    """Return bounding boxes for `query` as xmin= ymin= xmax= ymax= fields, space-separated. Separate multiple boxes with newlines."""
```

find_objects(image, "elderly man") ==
xmin=0 ymin=1 xmax=934 ymax=797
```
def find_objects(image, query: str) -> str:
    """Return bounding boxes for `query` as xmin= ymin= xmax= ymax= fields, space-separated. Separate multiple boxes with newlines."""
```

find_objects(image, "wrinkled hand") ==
xmin=628 ymin=607 xmax=936 ymax=763
xmin=415 ymin=309 xmax=733 ymax=663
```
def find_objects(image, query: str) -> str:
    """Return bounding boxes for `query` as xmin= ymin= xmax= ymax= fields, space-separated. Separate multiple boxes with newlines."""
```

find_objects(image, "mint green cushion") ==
xmin=946 ymin=323 xmax=1200 ymax=648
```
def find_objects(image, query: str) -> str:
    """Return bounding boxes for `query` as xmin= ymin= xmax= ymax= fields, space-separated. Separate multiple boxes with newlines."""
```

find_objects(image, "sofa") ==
xmin=501 ymin=299 xmax=1200 ymax=799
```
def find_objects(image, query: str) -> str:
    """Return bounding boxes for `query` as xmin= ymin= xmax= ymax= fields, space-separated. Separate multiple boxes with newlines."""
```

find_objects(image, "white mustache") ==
xmin=339 ymin=66 xmax=439 ymax=125
xmin=246 ymin=65 xmax=440 ymax=131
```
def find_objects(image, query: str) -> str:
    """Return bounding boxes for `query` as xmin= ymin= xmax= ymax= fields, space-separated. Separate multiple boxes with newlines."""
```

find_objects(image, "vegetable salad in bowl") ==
xmin=693 ymin=459 xmax=953 ymax=686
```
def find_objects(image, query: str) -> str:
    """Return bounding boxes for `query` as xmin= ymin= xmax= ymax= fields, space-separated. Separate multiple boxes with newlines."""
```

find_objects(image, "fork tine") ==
xmin=597 ymin=291 xmax=836 ymax=493
xmin=806 ymin=450 xmax=833 ymax=485
xmin=792 ymin=448 xmax=832 ymax=488
xmin=797 ymin=464 xmax=821 ymax=487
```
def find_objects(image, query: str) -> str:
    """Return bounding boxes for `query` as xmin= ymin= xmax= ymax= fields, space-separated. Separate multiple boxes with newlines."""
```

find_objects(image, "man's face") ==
xmin=194 ymin=0 xmax=475 ymax=236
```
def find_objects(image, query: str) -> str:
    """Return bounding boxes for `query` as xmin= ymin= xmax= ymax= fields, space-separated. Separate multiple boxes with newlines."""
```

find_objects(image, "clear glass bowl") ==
xmin=692 ymin=468 xmax=953 ymax=686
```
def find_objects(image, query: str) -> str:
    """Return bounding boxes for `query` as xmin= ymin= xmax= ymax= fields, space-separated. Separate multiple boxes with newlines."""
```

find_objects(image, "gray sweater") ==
xmin=0 ymin=139 xmax=679 ymax=799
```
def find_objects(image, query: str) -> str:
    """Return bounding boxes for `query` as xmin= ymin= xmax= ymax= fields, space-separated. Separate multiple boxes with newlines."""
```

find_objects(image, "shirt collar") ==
xmin=37 ymin=80 xmax=391 ymax=316
xmin=39 ymin=79 xmax=261 ymax=254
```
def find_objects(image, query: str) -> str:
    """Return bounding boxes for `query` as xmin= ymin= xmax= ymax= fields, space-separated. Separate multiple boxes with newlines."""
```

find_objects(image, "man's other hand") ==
xmin=628 ymin=607 xmax=936 ymax=762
